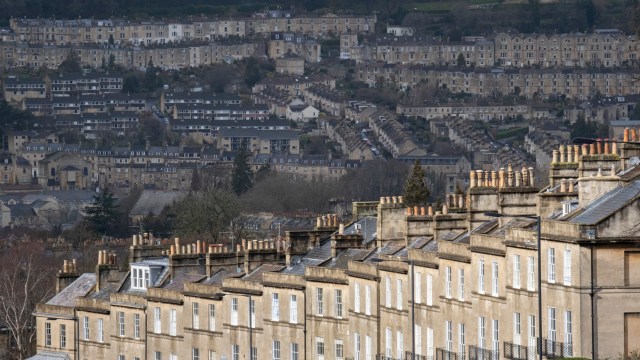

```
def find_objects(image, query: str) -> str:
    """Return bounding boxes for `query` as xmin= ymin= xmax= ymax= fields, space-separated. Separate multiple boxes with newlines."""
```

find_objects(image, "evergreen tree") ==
xmin=403 ymin=160 xmax=430 ymax=206
xmin=85 ymin=188 xmax=120 ymax=236
xmin=232 ymin=146 xmax=253 ymax=196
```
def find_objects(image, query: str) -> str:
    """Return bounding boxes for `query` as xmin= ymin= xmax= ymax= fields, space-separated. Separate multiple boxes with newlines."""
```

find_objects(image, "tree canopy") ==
xmin=232 ymin=147 xmax=253 ymax=196
xmin=85 ymin=188 xmax=120 ymax=236
xmin=403 ymin=160 xmax=430 ymax=206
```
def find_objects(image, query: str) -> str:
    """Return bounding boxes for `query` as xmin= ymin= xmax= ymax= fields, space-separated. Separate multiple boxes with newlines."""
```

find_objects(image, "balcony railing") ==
xmin=436 ymin=348 xmax=459 ymax=360
xmin=404 ymin=351 xmax=432 ymax=360
xmin=468 ymin=346 xmax=498 ymax=360
xmin=540 ymin=338 xmax=573 ymax=358
xmin=503 ymin=342 xmax=533 ymax=360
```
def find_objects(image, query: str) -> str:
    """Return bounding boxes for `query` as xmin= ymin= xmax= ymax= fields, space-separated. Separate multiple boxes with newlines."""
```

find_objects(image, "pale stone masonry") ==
xmin=32 ymin=132 xmax=640 ymax=360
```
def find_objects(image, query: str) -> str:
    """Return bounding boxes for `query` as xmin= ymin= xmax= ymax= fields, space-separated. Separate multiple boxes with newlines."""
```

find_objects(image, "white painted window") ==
xmin=335 ymin=340 xmax=344 ymax=360
xmin=396 ymin=279 xmax=403 ymax=310
xmin=155 ymin=352 xmax=161 ymax=360
xmin=548 ymin=248 xmax=556 ymax=283
xmin=385 ymin=277 xmax=391 ymax=308
xmin=478 ymin=316 xmax=486 ymax=348
xmin=231 ymin=298 xmax=238 ymax=326
xmin=491 ymin=262 xmax=499 ymax=297
xmin=83 ymin=316 xmax=90 ymax=340
xmin=232 ymin=345 xmax=239 ymax=360
xmin=445 ymin=266 xmax=452 ymax=299
xmin=513 ymin=254 xmax=521 ymax=289
xmin=564 ymin=311 xmax=573 ymax=356
xmin=335 ymin=289 xmax=343 ymax=318
xmin=414 ymin=272 xmax=422 ymax=304
xmin=563 ymin=249 xmax=572 ymax=286
xmin=397 ymin=331 xmax=404 ymax=359
xmin=548 ymin=307 xmax=556 ymax=341
xmin=45 ymin=322 xmax=51 ymax=347
xmin=59 ymin=324 xmax=66 ymax=348
xmin=528 ymin=315 xmax=536 ymax=356
xmin=354 ymin=333 xmax=361 ymax=360
xmin=316 ymin=337 xmax=325 ymax=360
xmin=354 ymin=283 xmax=360 ymax=313
xmin=365 ymin=285 xmax=371 ymax=315
xmin=421 ymin=326 xmax=428 ymax=357
xmin=290 ymin=295 xmax=298 ymax=323
xmin=118 ymin=312 xmax=125 ymax=336
xmin=207 ymin=352 xmax=213 ymax=360
xmin=192 ymin=347 xmax=199 ymax=360
xmin=479 ymin=260 xmax=485 ymax=294
xmin=426 ymin=274 xmax=433 ymax=306
xmin=291 ymin=343 xmax=299 ymax=360
xmin=365 ymin=335 xmax=372 ymax=360
xmin=170 ymin=309 xmax=177 ymax=336
xmin=446 ymin=320 xmax=453 ymax=351
xmin=273 ymin=340 xmax=281 ymax=360
xmin=250 ymin=299 xmax=255 ymax=328
xmin=97 ymin=318 xmax=104 ymax=342
xmin=514 ymin=312 xmax=521 ymax=345
xmin=251 ymin=347 xmax=257 ymax=360
xmin=385 ymin=328 xmax=392 ymax=358
xmin=492 ymin=320 xmax=499 ymax=360
xmin=192 ymin=302 xmax=199 ymax=329
xmin=134 ymin=313 xmax=140 ymax=339
xmin=154 ymin=307 xmax=161 ymax=333
xmin=209 ymin=304 xmax=215 ymax=331
xmin=458 ymin=268 xmax=465 ymax=301
xmin=459 ymin=323 xmax=466 ymax=360
xmin=272 ymin=293 xmax=280 ymax=321
xmin=316 ymin=288 xmax=324 ymax=316
xmin=131 ymin=266 xmax=151 ymax=290
xmin=527 ymin=256 xmax=535 ymax=291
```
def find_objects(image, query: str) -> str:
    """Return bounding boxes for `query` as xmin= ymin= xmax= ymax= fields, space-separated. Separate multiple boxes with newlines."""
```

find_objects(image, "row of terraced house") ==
xmin=31 ymin=134 xmax=640 ymax=360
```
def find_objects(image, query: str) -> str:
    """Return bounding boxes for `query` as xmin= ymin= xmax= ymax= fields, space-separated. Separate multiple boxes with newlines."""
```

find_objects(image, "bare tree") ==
xmin=0 ymin=244 xmax=55 ymax=360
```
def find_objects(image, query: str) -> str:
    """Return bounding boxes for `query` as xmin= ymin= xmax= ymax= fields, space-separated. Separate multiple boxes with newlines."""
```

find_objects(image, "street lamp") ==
xmin=484 ymin=212 xmax=542 ymax=360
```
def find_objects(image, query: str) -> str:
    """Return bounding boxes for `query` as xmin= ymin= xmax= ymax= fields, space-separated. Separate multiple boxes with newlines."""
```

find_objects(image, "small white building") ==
xmin=386 ymin=25 xmax=414 ymax=36
xmin=286 ymin=103 xmax=319 ymax=122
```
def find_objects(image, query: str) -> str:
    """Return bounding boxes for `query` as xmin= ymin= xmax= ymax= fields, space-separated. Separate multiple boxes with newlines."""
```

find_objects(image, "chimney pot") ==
xmin=398 ymin=196 xmax=403 ymax=203
xmin=604 ymin=139 xmax=610 ymax=154
xmin=420 ymin=206 xmax=426 ymax=216
xmin=442 ymin=204 xmax=449 ymax=215
xmin=596 ymin=139 xmax=603 ymax=154
xmin=574 ymin=145 xmax=580 ymax=162
xmin=171 ymin=244 xmax=176 ymax=255
xmin=406 ymin=207 xmax=412 ymax=216
xmin=632 ymin=129 xmax=638 ymax=142
xmin=491 ymin=170 xmax=497 ymax=188
xmin=568 ymin=180 xmax=574 ymax=192
xmin=560 ymin=179 xmax=567 ymax=193
xmin=392 ymin=196 xmax=398 ymax=204
xmin=515 ymin=172 xmax=521 ymax=187
xmin=72 ymin=259 xmax=77 ymax=273
xmin=469 ymin=170 xmax=477 ymax=188
xmin=624 ymin=128 xmax=630 ymax=143
xmin=559 ymin=145 xmax=566 ymax=162
xmin=612 ymin=142 xmax=618 ymax=155
xmin=63 ymin=260 xmax=69 ymax=273
xmin=552 ymin=150 xmax=559 ymax=164
xmin=427 ymin=205 xmax=434 ymax=216
xmin=380 ymin=196 xmax=385 ymax=204
xmin=589 ymin=143 xmax=596 ymax=156
xmin=339 ymin=223 xmax=345 ymax=235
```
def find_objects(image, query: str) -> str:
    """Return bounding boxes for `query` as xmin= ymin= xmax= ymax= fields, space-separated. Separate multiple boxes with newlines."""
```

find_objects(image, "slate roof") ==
xmin=163 ymin=273 xmax=206 ymax=291
xmin=243 ymin=264 xmax=285 ymax=281
xmin=27 ymin=351 xmax=71 ymax=360
xmin=569 ymin=180 xmax=640 ymax=225
xmin=47 ymin=273 xmax=96 ymax=307
xmin=343 ymin=216 xmax=377 ymax=244
xmin=129 ymin=190 xmax=187 ymax=217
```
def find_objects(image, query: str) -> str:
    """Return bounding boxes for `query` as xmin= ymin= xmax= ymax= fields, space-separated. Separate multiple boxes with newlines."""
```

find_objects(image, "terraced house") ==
xmin=31 ymin=132 xmax=640 ymax=360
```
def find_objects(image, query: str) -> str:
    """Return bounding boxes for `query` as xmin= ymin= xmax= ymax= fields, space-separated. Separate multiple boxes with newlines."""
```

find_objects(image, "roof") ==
xmin=243 ymin=264 xmax=285 ymax=281
xmin=27 ymin=351 xmax=71 ymax=360
xmin=47 ymin=273 xmax=96 ymax=307
xmin=569 ymin=180 xmax=640 ymax=225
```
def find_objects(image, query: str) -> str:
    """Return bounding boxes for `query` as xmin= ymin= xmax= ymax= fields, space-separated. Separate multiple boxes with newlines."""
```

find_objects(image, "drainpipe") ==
xmin=304 ymin=287 xmax=307 ymax=360
xmin=590 ymin=243 xmax=596 ymax=360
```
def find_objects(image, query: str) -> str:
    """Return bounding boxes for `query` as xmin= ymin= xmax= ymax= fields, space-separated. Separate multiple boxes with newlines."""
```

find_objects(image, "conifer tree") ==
xmin=403 ymin=160 xmax=430 ymax=206
xmin=232 ymin=146 xmax=253 ymax=196
xmin=85 ymin=188 xmax=120 ymax=236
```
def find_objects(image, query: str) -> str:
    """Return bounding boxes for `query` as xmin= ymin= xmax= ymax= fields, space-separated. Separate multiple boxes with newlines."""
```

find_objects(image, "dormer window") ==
xmin=131 ymin=265 xmax=150 ymax=290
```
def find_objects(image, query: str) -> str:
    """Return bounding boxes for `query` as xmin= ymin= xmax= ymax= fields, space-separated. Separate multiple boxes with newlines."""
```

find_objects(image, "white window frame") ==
xmin=396 ymin=279 xmax=403 ymax=310
xmin=478 ymin=316 xmax=486 ymax=348
xmin=479 ymin=260 xmax=485 ymax=294
xmin=385 ymin=328 xmax=392 ymax=358
xmin=335 ymin=339 xmax=344 ymax=360
xmin=415 ymin=272 xmax=422 ymax=304
xmin=492 ymin=320 xmax=499 ymax=360
xmin=563 ymin=249 xmax=572 ymax=286
xmin=445 ymin=266 xmax=452 ymax=299
xmin=514 ymin=312 xmax=521 ymax=345
xmin=365 ymin=335 xmax=372 ymax=360
xmin=316 ymin=288 xmax=324 ymax=316
xmin=335 ymin=289 xmax=343 ymax=318
xmin=397 ymin=331 xmax=404 ymax=359
xmin=491 ymin=261 xmax=499 ymax=297
xmin=98 ymin=318 xmax=104 ymax=342
xmin=134 ymin=313 xmax=140 ymax=339
xmin=192 ymin=302 xmax=200 ymax=329
xmin=209 ymin=304 xmax=216 ymax=331
xmin=446 ymin=320 xmax=453 ymax=351
xmin=513 ymin=254 xmax=521 ymax=289
xmin=272 ymin=293 xmax=280 ymax=321
xmin=291 ymin=343 xmax=299 ymax=360
xmin=548 ymin=248 xmax=556 ymax=283
xmin=170 ymin=309 xmax=177 ymax=336
xmin=426 ymin=274 xmax=433 ymax=306
xmin=60 ymin=324 xmax=66 ymax=348
xmin=458 ymin=268 xmax=465 ymax=301
xmin=154 ymin=307 xmax=161 ymax=333
xmin=548 ymin=307 xmax=556 ymax=341
xmin=527 ymin=256 xmax=535 ymax=291
xmin=459 ymin=323 xmax=466 ymax=360
xmin=45 ymin=322 xmax=51 ymax=347
xmin=118 ymin=312 xmax=125 ymax=337
xmin=83 ymin=316 xmax=90 ymax=340
xmin=193 ymin=347 xmax=200 ymax=360
xmin=273 ymin=340 xmax=281 ymax=360
xmin=232 ymin=345 xmax=239 ymax=360
xmin=354 ymin=333 xmax=361 ymax=360
xmin=250 ymin=299 xmax=255 ymax=328
xmin=564 ymin=310 xmax=573 ymax=356
xmin=290 ymin=294 xmax=298 ymax=323
xmin=316 ymin=337 xmax=325 ymax=360
xmin=385 ymin=277 xmax=391 ymax=308
xmin=528 ymin=315 xmax=536 ymax=354
xmin=365 ymin=285 xmax=371 ymax=315
xmin=231 ymin=298 xmax=238 ymax=326
xmin=354 ymin=283 xmax=360 ymax=313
